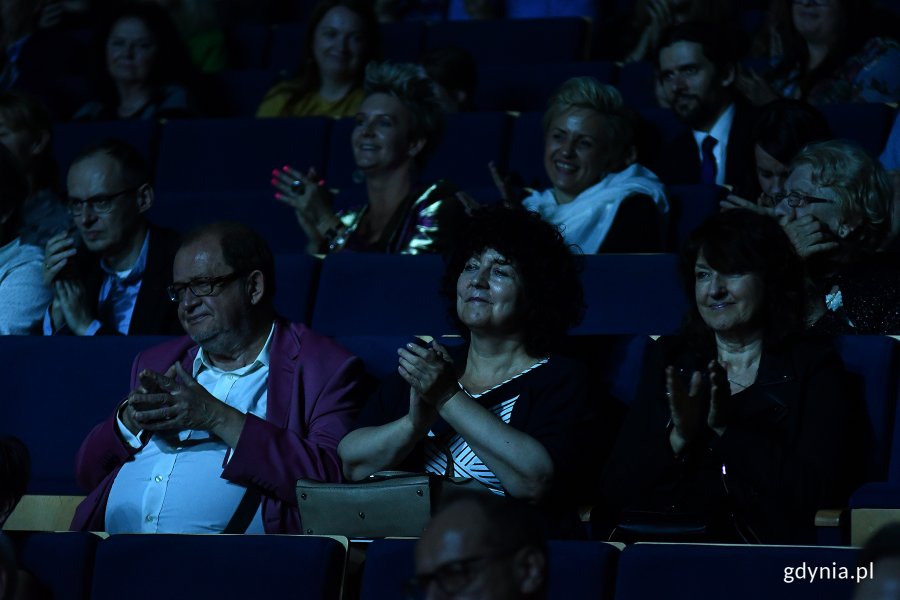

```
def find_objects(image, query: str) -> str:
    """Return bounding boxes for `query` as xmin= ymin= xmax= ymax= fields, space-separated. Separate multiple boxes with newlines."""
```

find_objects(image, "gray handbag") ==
xmin=295 ymin=471 xmax=485 ymax=538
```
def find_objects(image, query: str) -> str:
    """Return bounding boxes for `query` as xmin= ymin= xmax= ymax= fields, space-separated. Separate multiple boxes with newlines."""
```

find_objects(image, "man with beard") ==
xmin=654 ymin=22 xmax=755 ymax=188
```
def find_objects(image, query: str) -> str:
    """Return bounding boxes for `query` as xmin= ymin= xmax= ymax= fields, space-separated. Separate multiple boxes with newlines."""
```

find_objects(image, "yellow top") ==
xmin=256 ymin=83 xmax=364 ymax=118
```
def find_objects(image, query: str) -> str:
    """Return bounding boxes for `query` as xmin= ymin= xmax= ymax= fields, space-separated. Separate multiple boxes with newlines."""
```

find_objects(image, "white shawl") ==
xmin=522 ymin=163 xmax=668 ymax=253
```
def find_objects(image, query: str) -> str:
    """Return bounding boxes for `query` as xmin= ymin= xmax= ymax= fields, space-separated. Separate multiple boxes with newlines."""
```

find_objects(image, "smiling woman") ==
xmin=272 ymin=61 xmax=467 ymax=254
xmin=595 ymin=209 xmax=863 ymax=544
xmin=338 ymin=207 xmax=602 ymax=531
xmin=521 ymin=77 xmax=668 ymax=254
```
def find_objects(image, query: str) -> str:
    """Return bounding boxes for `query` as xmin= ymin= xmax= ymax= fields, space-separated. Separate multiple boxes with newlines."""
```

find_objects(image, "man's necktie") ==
xmin=700 ymin=135 xmax=718 ymax=185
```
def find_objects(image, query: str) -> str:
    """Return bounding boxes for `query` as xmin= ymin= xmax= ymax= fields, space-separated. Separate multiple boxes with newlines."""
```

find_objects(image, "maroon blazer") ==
xmin=70 ymin=320 xmax=365 ymax=533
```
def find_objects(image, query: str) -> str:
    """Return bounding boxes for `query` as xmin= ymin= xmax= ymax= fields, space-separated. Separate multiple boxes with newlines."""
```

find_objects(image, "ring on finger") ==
xmin=290 ymin=179 xmax=305 ymax=195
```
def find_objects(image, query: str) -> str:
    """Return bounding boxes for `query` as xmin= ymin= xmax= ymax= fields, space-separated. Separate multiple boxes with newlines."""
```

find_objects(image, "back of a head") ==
xmin=0 ymin=533 xmax=17 ymax=600
xmin=181 ymin=221 xmax=277 ymax=308
xmin=0 ymin=92 xmax=56 ymax=192
xmin=791 ymin=140 xmax=893 ymax=253
xmin=855 ymin=523 xmax=900 ymax=600
xmin=753 ymin=99 xmax=832 ymax=165
xmin=420 ymin=47 xmax=478 ymax=111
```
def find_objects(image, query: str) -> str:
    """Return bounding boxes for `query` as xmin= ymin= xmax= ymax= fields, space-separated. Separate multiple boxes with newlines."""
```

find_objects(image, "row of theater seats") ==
xmin=5 ymin=531 xmax=864 ymax=600
xmin=2 ymin=329 xmax=898 ymax=535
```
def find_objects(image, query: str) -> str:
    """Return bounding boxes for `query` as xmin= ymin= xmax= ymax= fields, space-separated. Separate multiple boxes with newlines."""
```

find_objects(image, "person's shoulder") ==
xmin=770 ymin=333 xmax=843 ymax=373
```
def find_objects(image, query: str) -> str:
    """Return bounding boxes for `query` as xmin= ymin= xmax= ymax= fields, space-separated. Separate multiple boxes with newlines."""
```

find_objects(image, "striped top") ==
xmin=422 ymin=358 xmax=549 ymax=495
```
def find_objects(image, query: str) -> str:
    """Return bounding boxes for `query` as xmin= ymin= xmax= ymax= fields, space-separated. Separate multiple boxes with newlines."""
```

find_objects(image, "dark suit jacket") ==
xmin=656 ymin=101 xmax=757 ymax=189
xmin=594 ymin=335 xmax=862 ymax=544
xmin=70 ymin=320 xmax=366 ymax=534
xmin=79 ymin=224 xmax=182 ymax=336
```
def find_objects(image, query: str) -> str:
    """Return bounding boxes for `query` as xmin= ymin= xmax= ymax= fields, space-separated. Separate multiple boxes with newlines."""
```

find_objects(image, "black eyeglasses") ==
xmin=67 ymin=186 xmax=142 ymax=216
xmin=406 ymin=549 xmax=515 ymax=599
xmin=167 ymin=272 xmax=244 ymax=303
xmin=774 ymin=191 xmax=834 ymax=208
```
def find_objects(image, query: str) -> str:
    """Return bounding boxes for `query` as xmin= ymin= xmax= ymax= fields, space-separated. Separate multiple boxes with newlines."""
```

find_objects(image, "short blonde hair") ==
xmin=364 ymin=61 xmax=444 ymax=167
xmin=542 ymin=77 xmax=634 ymax=173
xmin=791 ymin=140 xmax=893 ymax=253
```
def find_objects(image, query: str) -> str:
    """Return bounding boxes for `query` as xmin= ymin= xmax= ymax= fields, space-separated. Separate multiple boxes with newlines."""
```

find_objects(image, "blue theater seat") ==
xmin=0 ymin=336 xmax=173 ymax=494
xmin=575 ymin=254 xmax=687 ymax=335
xmin=154 ymin=117 xmax=331 ymax=195
xmin=820 ymin=103 xmax=895 ymax=158
xmin=269 ymin=22 xmax=306 ymax=73
xmin=7 ymin=531 xmax=100 ymax=600
xmin=207 ymin=69 xmax=280 ymax=117
xmin=665 ymin=184 xmax=727 ymax=251
xmin=360 ymin=538 xmax=620 ymax=600
xmin=311 ymin=253 xmax=451 ymax=336
xmin=474 ymin=61 xmax=616 ymax=112
xmin=53 ymin=120 xmax=158 ymax=178
xmin=90 ymin=534 xmax=346 ymax=600
xmin=617 ymin=61 xmax=658 ymax=109
xmin=506 ymin=111 xmax=549 ymax=190
xmin=381 ymin=21 xmax=426 ymax=62
xmin=273 ymin=253 xmax=321 ymax=324
xmin=151 ymin=189 xmax=306 ymax=253
xmin=424 ymin=18 xmax=590 ymax=64
xmin=224 ymin=22 xmax=271 ymax=70
xmin=615 ymin=543 xmax=859 ymax=600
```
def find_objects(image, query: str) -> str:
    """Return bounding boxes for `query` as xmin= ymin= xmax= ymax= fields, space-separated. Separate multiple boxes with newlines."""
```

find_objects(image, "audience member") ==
xmin=515 ymin=77 xmax=668 ymax=253
xmin=605 ymin=0 xmax=739 ymax=64
xmin=880 ymin=111 xmax=900 ymax=250
xmin=722 ymin=98 xmax=831 ymax=209
xmin=256 ymin=0 xmax=381 ymax=118
xmin=419 ymin=46 xmax=477 ymax=113
xmin=774 ymin=140 xmax=898 ymax=334
xmin=41 ymin=139 xmax=182 ymax=336
xmin=412 ymin=493 xmax=548 ymax=600
xmin=596 ymin=209 xmax=860 ymax=544
xmin=272 ymin=61 xmax=467 ymax=254
xmin=151 ymin=0 xmax=227 ymax=73
xmin=0 ymin=434 xmax=30 ymax=528
xmin=655 ymin=22 xmax=756 ymax=188
xmin=0 ymin=92 xmax=69 ymax=248
xmin=855 ymin=523 xmax=900 ymax=600
xmin=73 ymin=2 xmax=199 ymax=120
xmin=0 ymin=0 xmax=41 ymax=90
xmin=339 ymin=207 xmax=600 ymax=532
xmin=70 ymin=222 xmax=365 ymax=534
xmin=0 ymin=144 xmax=50 ymax=335
xmin=752 ymin=0 xmax=900 ymax=105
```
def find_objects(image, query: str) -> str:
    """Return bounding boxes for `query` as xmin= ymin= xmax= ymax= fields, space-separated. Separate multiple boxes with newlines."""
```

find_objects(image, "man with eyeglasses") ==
xmin=41 ymin=138 xmax=181 ymax=336
xmin=654 ymin=22 xmax=755 ymax=189
xmin=412 ymin=494 xmax=548 ymax=600
xmin=71 ymin=221 xmax=365 ymax=534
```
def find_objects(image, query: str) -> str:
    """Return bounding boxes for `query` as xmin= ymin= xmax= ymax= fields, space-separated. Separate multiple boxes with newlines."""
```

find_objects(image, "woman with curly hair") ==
xmin=272 ymin=61 xmax=466 ymax=254
xmin=595 ymin=209 xmax=861 ymax=544
xmin=256 ymin=0 xmax=380 ymax=118
xmin=339 ymin=206 xmax=598 ymax=520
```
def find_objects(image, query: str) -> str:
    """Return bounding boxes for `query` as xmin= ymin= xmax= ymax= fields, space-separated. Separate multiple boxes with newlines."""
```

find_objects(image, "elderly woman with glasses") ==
xmin=773 ymin=139 xmax=897 ymax=333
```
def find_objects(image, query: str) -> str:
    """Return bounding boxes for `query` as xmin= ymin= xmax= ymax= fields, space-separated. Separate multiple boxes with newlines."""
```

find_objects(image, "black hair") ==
xmin=678 ymin=209 xmax=807 ymax=349
xmin=655 ymin=21 xmax=739 ymax=78
xmin=441 ymin=206 xmax=584 ymax=357
xmin=420 ymin=46 xmax=478 ymax=111
xmin=858 ymin=523 xmax=900 ymax=567
xmin=752 ymin=99 xmax=832 ymax=165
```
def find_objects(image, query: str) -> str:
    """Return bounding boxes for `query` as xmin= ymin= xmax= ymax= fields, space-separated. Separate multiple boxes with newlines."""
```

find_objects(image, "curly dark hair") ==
xmin=440 ymin=206 xmax=584 ymax=357
xmin=678 ymin=209 xmax=807 ymax=349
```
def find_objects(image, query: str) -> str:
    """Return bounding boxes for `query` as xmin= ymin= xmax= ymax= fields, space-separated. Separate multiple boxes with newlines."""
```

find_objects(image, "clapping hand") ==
xmin=398 ymin=340 xmax=459 ymax=410
xmin=124 ymin=363 xmax=223 ymax=435
xmin=666 ymin=360 xmax=732 ymax=454
xmin=271 ymin=165 xmax=331 ymax=217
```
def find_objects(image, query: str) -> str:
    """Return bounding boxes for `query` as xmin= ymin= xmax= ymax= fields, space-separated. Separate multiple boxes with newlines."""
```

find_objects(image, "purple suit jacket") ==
xmin=70 ymin=320 xmax=365 ymax=533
